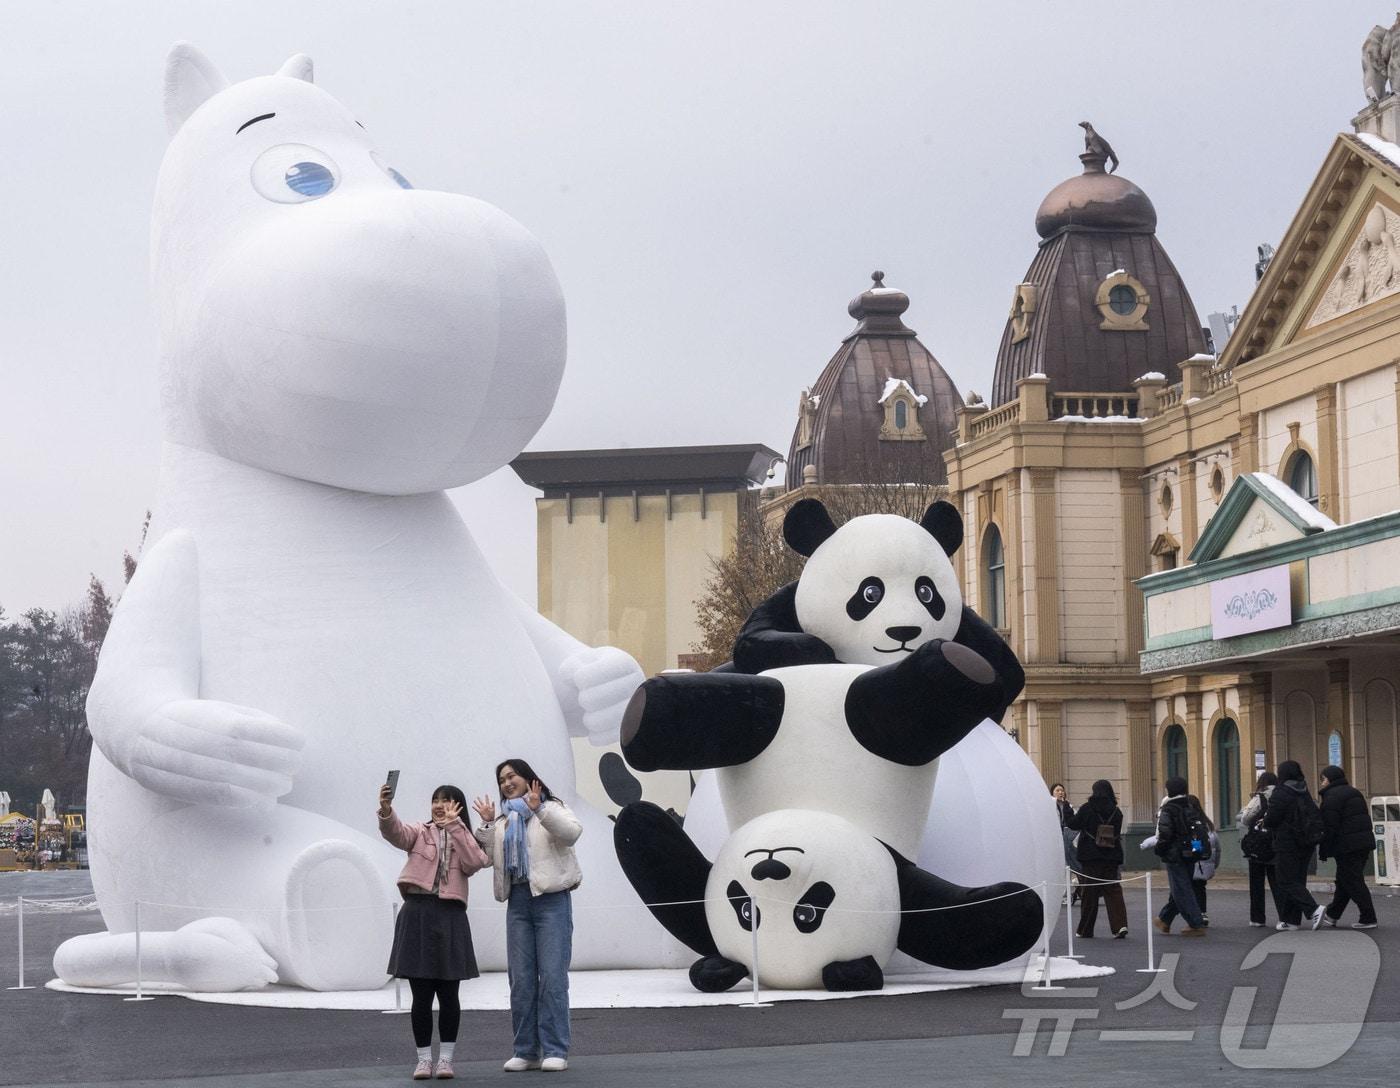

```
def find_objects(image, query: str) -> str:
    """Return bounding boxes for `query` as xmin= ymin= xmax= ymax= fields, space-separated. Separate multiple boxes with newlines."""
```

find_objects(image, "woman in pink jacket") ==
xmin=379 ymin=783 xmax=491 ymax=1081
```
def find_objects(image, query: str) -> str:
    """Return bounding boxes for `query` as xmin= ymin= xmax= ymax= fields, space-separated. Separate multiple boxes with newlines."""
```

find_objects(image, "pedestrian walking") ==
xmin=473 ymin=759 xmax=582 ymax=1073
xmin=1183 ymin=795 xmax=1220 ymax=925
xmin=1237 ymin=771 xmax=1286 ymax=928
xmin=1261 ymin=759 xmax=1327 ymax=931
xmin=1150 ymin=776 xmax=1208 ymax=936
xmin=1317 ymin=764 xmax=1379 ymax=930
xmin=1066 ymin=779 xmax=1128 ymax=938
xmin=379 ymin=783 xmax=490 ymax=1081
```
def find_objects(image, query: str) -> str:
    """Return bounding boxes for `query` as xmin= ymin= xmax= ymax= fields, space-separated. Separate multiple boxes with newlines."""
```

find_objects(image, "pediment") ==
xmin=1189 ymin=473 xmax=1335 ymax=563
xmin=1223 ymin=134 xmax=1400 ymax=367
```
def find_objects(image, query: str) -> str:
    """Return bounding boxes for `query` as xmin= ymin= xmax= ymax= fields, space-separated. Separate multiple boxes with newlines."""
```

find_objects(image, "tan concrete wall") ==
xmin=1056 ymin=469 xmax=1125 ymax=663
xmin=1062 ymin=700 xmax=1128 ymax=804
xmin=1338 ymin=363 xmax=1400 ymax=522
xmin=1260 ymin=395 xmax=1319 ymax=477
xmin=1194 ymin=446 xmax=1232 ymax=542
xmin=538 ymin=497 xmax=611 ymax=644
xmin=663 ymin=493 xmax=735 ymax=669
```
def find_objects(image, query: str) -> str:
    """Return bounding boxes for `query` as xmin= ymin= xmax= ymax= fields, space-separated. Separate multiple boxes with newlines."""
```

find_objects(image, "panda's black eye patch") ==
xmin=847 ymin=577 xmax=885 ymax=620
xmin=727 ymin=879 xmax=759 ymax=931
xmin=915 ymin=576 xmax=946 ymax=621
xmin=792 ymin=881 xmax=836 ymax=933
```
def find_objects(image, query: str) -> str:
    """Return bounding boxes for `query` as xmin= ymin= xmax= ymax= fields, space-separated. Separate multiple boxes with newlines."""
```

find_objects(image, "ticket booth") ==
xmin=1374 ymin=796 xmax=1400 ymax=887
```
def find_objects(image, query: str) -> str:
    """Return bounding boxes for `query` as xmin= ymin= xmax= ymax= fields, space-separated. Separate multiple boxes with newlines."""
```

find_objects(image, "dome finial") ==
xmin=848 ymin=270 xmax=911 ymax=333
xmin=871 ymin=270 xmax=885 ymax=287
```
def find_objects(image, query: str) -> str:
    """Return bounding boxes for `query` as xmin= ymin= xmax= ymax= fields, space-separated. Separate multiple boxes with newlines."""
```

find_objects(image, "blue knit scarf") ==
xmin=502 ymin=797 xmax=534 ymax=881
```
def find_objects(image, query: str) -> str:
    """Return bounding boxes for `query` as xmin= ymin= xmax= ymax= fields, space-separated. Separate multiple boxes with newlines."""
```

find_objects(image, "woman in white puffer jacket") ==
xmin=473 ymin=759 xmax=582 ymax=1073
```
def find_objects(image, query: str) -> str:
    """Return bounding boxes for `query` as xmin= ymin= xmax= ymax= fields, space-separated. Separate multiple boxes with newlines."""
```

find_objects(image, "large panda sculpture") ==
xmin=615 ymin=499 xmax=1044 ymax=992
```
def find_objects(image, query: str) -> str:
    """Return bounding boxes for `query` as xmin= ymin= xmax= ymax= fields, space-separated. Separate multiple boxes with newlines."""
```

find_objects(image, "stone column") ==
xmin=1038 ymin=700 xmax=1064 ymax=787
xmin=1006 ymin=470 xmax=1026 ymax=659
xmin=1315 ymin=384 xmax=1340 ymax=519
xmin=1026 ymin=467 xmax=1061 ymax=664
xmin=1178 ymin=454 xmax=1198 ymax=556
xmin=1127 ymin=700 xmax=1154 ymax=825
xmin=1120 ymin=468 xmax=1147 ymax=659
xmin=1183 ymin=691 xmax=1204 ymax=794
xmin=1238 ymin=410 xmax=1259 ymax=474
xmin=1326 ymin=658 xmax=1351 ymax=775
xmin=1179 ymin=355 xmax=1211 ymax=401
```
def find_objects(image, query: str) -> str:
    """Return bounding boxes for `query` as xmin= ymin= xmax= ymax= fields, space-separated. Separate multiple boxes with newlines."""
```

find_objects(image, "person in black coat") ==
xmin=1237 ymin=771 xmax=1286 ymax=927
xmin=1066 ymin=779 xmax=1127 ymax=938
xmin=1261 ymin=759 xmax=1325 ymax=930
xmin=1318 ymin=765 xmax=1378 ymax=929
xmin=1151 ymin=776 xmax=1206 ymax=935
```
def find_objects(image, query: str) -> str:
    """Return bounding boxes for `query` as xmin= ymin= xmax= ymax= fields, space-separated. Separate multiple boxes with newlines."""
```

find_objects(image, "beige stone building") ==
xmin=943 ymin=105 xmax=1400 ymax=844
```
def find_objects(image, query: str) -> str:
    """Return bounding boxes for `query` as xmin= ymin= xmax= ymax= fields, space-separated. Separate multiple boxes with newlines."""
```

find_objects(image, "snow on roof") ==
xmin=1249 ymin=472 xmax=1338 ymax=531
xmin=1107 ymin=268 xmax=1126 ymax=277
xmin=1138 ymin=371 xmax=1167 ymax=381
xmin=1056 ymin=414 xmax=1144 ymax=423
xmin=879 ymin=377 xmax=927 ymax=406
xmin=1186 ymin=353 xmax=1217 ymax=363
xmin=1027 ymin=372 xmax=1048 ymax=380
xmin=870 ymin=287 xmax=904 ymax=296
xmin=1355 ymin=131 xmax=1400 ymax=168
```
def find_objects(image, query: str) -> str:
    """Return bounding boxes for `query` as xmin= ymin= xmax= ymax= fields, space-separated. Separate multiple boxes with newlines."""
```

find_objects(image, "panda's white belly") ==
xmin=716 ymin=664 xmax=935 ymax=859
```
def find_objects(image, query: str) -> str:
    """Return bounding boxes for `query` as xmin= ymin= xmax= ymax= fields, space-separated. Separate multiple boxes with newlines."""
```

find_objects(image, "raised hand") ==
xmin=526 ymin=780 xmax=543 ymax=810
xmin=126 ymin=698 xmax=305 ymax=808
xmin=558 ymin=646 xmax=645 ymax=746
xmin=434 ymin=798 xmax=463 ymax=826
xmin=472 ymin=796 xmax=497 ymax=823
xmin=378 ymin=784 xmax=393 ymax=817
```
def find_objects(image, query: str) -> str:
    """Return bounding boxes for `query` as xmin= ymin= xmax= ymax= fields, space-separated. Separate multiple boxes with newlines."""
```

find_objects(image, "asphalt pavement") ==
xmin=3 ymin=871 xmax=1397 ymax=1087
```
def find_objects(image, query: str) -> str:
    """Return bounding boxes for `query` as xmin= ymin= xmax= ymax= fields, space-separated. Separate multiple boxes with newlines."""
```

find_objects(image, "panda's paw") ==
xmin=914 ymin=639 xmax=996 ymax=685
xmin=689 ymin=954 xmax=748 ymax=993
xmin=821 ymin=955 xmax=884 ymax=992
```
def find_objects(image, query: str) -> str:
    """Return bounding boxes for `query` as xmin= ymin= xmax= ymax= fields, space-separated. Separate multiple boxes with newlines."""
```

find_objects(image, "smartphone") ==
xmin=384 ymin=770 xmax=400 ymax=802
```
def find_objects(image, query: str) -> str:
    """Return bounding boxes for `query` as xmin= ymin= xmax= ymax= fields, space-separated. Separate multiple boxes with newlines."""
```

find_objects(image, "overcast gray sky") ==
xmin=0 ymin=1 xmax=1382 ymax=612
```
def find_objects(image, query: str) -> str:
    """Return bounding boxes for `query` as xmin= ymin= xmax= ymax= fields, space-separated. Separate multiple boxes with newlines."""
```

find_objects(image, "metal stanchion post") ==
xmin=1063 ymin=867 xmax=1084 ymax=959
xmin=382 ymin=901 xmax=409 ymax=1014
xmin=1137 ymin=871 xmax=1164 ymax=974
xmin=123 ymin=900 xmax=154 ymax=1002
xmin=742 ymin=895 xmax=771 ymax=1008
xmin=1034 ymin=883 xmax=1064 ymax=990
xmin=7 ymin=896 xmax=33 ymax=990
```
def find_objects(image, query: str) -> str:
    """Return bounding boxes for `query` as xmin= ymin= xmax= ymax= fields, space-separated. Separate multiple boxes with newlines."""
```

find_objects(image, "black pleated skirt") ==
xmin=387 ymin=894 xmax=479 ymax=980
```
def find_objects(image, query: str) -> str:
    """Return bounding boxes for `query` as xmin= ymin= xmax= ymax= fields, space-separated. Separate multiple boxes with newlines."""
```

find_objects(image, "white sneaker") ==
xmin=504 ymin=1057 xmax=542 ymax=1072
xmin=1352 ymin=922 xmax=1378 ymax=930
xmin=1275 ymin=922 xmax=1297 ymax=930
xmin=542 ymin=1057 xmax=569 ymax=1071
xmin=1319 ymin=913 xmax=1337 ymax=928
xmin=1249 ymin=921 xmax=1266 ymax=927
xmin=1310 ymin=905 xmax=1327 ymax=930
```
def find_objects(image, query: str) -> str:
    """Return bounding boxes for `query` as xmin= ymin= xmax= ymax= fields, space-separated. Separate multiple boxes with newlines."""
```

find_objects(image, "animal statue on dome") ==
xmin=1078 ymin=121 xmax=1118 ymax=174
xmin=53 ymin=44 xmax=655 ymax=994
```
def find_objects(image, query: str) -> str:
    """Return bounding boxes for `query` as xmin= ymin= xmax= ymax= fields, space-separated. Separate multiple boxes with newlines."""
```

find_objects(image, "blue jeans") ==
xmin=507 ymin=884 xmax=573 ymax=1060
xmin=1158 ymin=861 xmax=1204 ymax=929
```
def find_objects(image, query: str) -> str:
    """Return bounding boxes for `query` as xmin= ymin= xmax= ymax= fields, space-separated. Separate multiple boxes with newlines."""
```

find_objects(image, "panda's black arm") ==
xmin=620 ymin=672 xmax=785 ymax=772
xmin=732 ymin=581 xmax=838 ymax=674
xmin=844 ymin=639 xmax=1007 ymax=765
xmin=953 ymin=606 xmax=1025 ymax=724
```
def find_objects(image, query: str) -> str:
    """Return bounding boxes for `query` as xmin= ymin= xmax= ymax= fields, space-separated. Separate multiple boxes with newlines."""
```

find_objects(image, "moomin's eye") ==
xmin=251 ymin=143 xmax=341 ymax=203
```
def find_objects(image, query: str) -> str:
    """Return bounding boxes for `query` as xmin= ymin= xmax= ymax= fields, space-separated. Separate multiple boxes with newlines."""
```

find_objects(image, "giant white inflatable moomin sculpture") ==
xmin=54 ymin=45 xmax=659 ymax=993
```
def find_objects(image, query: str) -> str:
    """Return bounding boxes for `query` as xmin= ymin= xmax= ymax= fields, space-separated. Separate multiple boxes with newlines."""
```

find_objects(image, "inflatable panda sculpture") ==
xmin=615 ymin=500 xmax=1045 ymax=991
xmin=54 ymin=45 xmax=657 ymax=994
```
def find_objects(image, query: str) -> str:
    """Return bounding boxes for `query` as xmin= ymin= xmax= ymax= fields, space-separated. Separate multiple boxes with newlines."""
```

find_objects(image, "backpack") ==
xmin=1175 ymin=802 xmax=1212 ymax=863
xmin=1294 ymin=791 xmax=1325 ymax=848
xmin=1093 ymin=809 xmax=1120 ymax=849
xmin=1240 ymin=793 xmax=1275 ymax=863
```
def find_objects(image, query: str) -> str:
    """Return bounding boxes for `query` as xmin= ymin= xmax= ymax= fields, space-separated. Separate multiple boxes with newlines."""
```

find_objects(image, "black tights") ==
xmin=408 ymin=978 xmax=461 ymax=1048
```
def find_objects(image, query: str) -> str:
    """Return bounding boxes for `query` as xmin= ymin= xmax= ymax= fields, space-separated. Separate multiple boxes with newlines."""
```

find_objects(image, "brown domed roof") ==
xmin=786 ymin=273 xmax=962 ymax=488
xmin=1035 ymin=152 xmax=1157 ymax=238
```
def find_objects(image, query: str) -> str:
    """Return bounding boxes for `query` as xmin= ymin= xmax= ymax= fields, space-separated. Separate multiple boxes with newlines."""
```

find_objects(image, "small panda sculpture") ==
xmin=614 ymin=499 xmax=1044 ymax=991
xmin=706 ymin=810 xmax=900 ymax=991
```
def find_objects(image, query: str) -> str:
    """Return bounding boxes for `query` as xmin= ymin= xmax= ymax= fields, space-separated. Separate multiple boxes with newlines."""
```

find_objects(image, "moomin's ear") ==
xmin=920 ymin=502 xmax=963 ymax=556
xmin=164 ymin=42 xmax=229 ymax=137
xmin=783 ymin=499 xmax=838 ymax=557
xmin=276 ymin=53 xmax=315 ymax=83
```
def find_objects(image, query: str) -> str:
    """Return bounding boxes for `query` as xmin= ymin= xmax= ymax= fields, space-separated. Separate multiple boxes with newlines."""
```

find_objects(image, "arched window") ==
xmin=894 ymin=399 xmax=908 ymax=430
xmin=984 ymin=525 xmax=1006 ymax=629
xmin=1214 ymin=719 xmax=1240 ymax=825
xmin=1287 ymin=451 xmax=1319 ymax=508
xmin=1163 ymin=724 xmax=1187 ymax=785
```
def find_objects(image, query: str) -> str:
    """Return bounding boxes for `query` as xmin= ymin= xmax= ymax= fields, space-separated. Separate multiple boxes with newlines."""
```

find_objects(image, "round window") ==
xmin=1108 ymin=284 xmax=1138 ymax=315
xmin=1160 ymin=483 xmax=1174 ymax=516
xmin=1210 ymin=466 xmax=1225 ymax=500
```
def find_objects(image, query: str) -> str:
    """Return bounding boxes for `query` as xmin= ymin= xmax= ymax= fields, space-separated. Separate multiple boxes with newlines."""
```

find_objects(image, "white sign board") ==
xmin=1210 ymin=564 xmax=1292 ymax=639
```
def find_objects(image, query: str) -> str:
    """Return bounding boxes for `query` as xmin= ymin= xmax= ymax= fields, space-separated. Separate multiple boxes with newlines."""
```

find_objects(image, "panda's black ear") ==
xmin=784 ymin=499 xmax=838 ymax=557
xmin=920 ymin=501 xmax=963 ymax=556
